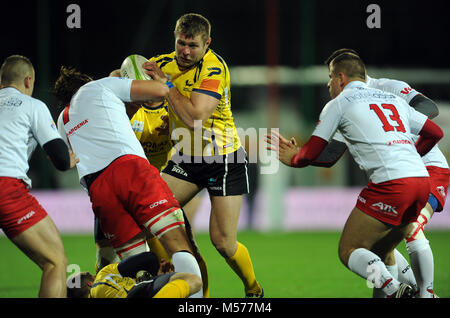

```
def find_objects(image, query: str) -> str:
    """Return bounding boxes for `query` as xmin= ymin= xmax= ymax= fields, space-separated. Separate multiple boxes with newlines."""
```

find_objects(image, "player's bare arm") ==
xmin=129 ymin=79 xmax=168 ymax=103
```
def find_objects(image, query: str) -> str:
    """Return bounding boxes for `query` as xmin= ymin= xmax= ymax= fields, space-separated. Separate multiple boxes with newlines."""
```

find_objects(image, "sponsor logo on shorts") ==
xmin=437 ymin=186 xmax=446 ymax=198
xmin=372 ymin=202 xmax=398 ymax=215
xmin=171 ymin=165 xmax=188 ymax=177
xmin=358 ymin=196 xmax=366 ymax=204
xmin=17 ymin=210 xmax=35 ymax=224
xmin=104 ymin=232 xmax=115 ymax=240
xmin=149 ymin=199 xmax=168 ymax=209
xmin=209 ymin=186 xmax=222 ymax=191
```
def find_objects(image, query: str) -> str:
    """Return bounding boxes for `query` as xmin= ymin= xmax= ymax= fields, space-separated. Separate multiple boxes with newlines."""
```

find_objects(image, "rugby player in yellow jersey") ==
xmin=67 ymin=251 xmax=201 ymax=298
xmin=143 ymin=13 xmax=263 ymax=297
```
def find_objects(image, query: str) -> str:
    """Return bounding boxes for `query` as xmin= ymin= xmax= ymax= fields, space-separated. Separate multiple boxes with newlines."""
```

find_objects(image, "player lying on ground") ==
xmin=67 ymin=251 xmax=201 ymax=298
xmin=266 ymin=52 xmax=443 ymax=298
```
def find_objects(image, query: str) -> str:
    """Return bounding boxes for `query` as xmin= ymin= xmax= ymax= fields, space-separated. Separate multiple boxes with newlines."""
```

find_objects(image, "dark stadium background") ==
xmin=2 ymin=0 xmax=449 ymax=189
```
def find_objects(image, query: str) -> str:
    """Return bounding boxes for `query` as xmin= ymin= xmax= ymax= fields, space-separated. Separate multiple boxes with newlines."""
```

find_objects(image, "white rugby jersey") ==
xmin=366 ymin=75 xmax=448 ymax=169
xmin=0 ymin=87 xmax=62 ymax=187
xmin=56 ymin=77 xmax=147 ymax=189
xmin=315 ymin=81 xmax=429 ymax=184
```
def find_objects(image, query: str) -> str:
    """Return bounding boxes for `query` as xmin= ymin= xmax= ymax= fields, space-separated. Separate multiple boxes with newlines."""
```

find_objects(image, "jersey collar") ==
xmin=343 ymin=80 xmax=367 ymax=91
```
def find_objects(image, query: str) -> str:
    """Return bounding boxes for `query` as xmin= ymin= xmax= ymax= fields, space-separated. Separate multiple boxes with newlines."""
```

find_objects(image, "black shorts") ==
xmin=162 ymin=147 xmax=250 ymax=196
xmin=127 ymin=272 xmax=176 ymax=298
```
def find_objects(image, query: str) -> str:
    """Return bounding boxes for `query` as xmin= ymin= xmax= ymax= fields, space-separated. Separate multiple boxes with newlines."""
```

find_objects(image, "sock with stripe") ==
xmin=348 ymin=248 xmax=400 ymax=296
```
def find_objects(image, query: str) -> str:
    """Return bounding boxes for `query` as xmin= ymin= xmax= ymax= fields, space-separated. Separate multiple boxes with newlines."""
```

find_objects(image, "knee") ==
xmin=338 ymin=245 xmax=355 ymax=267
xmin=41 ymin=252 xmax=68 ymax=272
xmin=210 ymin=235 xmax=236 ymax=258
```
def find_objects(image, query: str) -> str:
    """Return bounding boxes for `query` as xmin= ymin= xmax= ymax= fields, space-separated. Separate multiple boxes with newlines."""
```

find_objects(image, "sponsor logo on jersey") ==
xmin=400 ymin=87 xmax=412 ymax=95
xmin=387 ymin=139 xmax=412 ymax=145
xmin=149 ymin=199 xmax=168 ymax=209
xmin=132 ymin=120 xmax=144 ymax=133
xmin=67 ymin=119 xmax=88 ymax=136
xmin=372 ymin=202 xmax=398 ymax=215
xmin=17 ymin=210 xmax=35 ymax=224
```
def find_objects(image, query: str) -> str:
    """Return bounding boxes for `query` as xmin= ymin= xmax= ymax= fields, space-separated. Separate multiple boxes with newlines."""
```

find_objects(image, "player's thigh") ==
xmin=209 ymin=195 xmax=242 ymax=251
xmin=338 ymin=207 xmax=394 ymax=265
xmin=11 ymin=215 xmax=67 ymax=269
xmin=182 ymin=192 xmax=202 ymax=222
xmin=161 ymin=172 xmax=201 ymax=207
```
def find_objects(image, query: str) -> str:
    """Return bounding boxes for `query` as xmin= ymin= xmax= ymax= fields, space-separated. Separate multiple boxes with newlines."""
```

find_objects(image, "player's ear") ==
xmin=205 ymin=37 xmax=211 ymax=48
xmin=24 ymin=75 xmax=32 ymax=89
xmin=338 ymin=72 xmax=347 ymax=89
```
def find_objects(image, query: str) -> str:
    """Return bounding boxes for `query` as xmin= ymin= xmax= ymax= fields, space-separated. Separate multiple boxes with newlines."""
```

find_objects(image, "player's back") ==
xmin=322 ymin=81 xmax=429 ymax=183
xmin=0 ymin=87 xmax=58 ymax=186
xmin=59 ymin=77 xmax=146 ymax=183
xmin=366 ymin=75 xmax=449 ymax=169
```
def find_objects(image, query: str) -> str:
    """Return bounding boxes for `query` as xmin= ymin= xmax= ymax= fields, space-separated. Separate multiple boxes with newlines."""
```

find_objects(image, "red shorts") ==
xmin=426 ymin=166 xmax=450 ymax=212
xmin=0 ymin=177 xmax=48 ymax=238
xmin=356 ymin=177 xmax=430 ymax=226
xmin=89 ymin=155 xmax=181 ymax=248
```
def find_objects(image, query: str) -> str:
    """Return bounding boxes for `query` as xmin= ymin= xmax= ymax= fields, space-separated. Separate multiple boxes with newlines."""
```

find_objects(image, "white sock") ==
xmin=348 ymin=248 xmax=400 ymax=296
xmin=394 ymin=249 xmax=418 ymax=292
xmin=172 ymin=251 xmax=203 ymax=298
xmin=372 ymin=263 xmax=398 ymax=298
xmin=406 ymin=238 xmax=434 ymax=298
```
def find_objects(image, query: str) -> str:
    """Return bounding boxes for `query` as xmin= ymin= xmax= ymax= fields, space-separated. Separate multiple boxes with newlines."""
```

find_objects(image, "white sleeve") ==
xmin=56 ymin=111 xmax=71 ymax=148
xmin=312 ymin=100 xmax=342 ymax=142
xmin=367 ymin=76 xmax=420 ymax=104
xmin=30 ymin=100 xmax=63 ymax=146
xmin=98 ymin=77 xmax=133 ymax=102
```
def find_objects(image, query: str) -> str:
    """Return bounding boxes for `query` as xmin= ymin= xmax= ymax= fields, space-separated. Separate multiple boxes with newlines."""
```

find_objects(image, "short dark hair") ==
xmin=67 ymin=272 xmax=93 ymax=298
xmin=329 ymin=52 xmax=366 ymax=80
xmin=0 ymin=55 xmax=34 ymax=86
xmin=175 ymin=13 xmax=211 ymax=43
xmin=324 ymin=48 xmax=360 ymax=66
xmin=52 ymin=66 xmax=93 ymax=107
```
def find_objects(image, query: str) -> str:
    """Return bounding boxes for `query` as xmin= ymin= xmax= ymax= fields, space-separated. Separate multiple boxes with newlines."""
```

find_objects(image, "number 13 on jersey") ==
xmin=369 ymin=103 xmax=406 ymax=133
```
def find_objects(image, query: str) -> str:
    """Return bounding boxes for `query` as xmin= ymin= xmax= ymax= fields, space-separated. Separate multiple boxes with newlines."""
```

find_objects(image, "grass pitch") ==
xmin=0 ymin=230 xmax=449 ymax=298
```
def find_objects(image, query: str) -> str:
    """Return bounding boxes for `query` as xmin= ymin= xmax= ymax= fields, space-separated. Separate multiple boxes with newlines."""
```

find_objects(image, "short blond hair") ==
xmin=0 ymin=55 xmax=34 ymax=86
xmin=175 ymin=13 xmax=211 ymax=43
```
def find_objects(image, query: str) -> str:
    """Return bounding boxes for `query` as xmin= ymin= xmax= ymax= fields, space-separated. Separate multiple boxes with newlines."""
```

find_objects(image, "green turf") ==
xmin=0 ymin=231 xmax=449 ymax=298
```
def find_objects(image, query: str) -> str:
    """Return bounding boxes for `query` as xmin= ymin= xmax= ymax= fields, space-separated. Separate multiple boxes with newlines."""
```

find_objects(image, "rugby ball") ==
xmin=120 ymin=54 xmax=152 ymax=80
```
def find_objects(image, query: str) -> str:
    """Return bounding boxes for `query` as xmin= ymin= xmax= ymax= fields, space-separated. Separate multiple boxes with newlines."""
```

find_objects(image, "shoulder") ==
xmin=203 ymin=49 xmax=228 ymax=69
